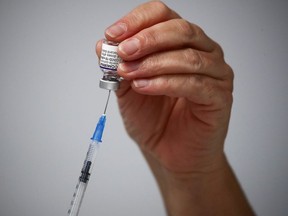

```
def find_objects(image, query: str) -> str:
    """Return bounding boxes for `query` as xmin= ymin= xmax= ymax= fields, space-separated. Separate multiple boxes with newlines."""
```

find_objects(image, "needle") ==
xmin=103 ymin=90 xmax=111 ymax=115
xmin=68 ymin=90 xmax=110 ymax=215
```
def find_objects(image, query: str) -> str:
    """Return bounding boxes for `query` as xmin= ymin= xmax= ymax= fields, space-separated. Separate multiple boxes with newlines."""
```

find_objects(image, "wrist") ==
xmin=163 ymin=152 xmax=227 ymax=201
xmin=144 ymin=153 xmax=254 ymax=216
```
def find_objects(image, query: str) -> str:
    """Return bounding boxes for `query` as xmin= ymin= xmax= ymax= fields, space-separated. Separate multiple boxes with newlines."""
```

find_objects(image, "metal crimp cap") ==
xmin=99 ymin=78 xmax=120 ymax=91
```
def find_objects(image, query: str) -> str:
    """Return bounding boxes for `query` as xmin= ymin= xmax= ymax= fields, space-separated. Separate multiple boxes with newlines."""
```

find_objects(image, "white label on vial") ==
xmin=100 ymin=43 xmax=121 ymax=72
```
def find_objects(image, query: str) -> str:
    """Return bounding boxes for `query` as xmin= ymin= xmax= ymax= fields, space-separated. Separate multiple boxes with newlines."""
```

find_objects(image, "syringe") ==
xmin=68 ymin=90 xmax=111 ymax=216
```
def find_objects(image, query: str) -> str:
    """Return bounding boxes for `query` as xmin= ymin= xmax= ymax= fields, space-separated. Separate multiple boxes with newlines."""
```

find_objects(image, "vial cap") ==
xmin=99 ymin=78 xmax=120 ymax=91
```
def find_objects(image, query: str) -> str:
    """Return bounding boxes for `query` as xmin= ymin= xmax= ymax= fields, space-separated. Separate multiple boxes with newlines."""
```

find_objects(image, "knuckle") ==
xmin=138 ymin=29 xmax=158 ymax=51
xmin=225 ymin=63 xmax=234 ymax=80
xmin=155 ymin=76 xmax=177 ymax=96
xmin=125 ymin=1 xmax=171 ymax=28
xmin=183 ymin=48 xmax=203 ymax=71
xmin=174 ymin=19 xmax=206 ymax=42
xmin=199 ymin=77 xmax=213 ymax=96
xmin=148 ymin=1 xmax=170 ymax=15
xmin=191 ymin=23 xmax=205 ymax=38
xmin=174 ymin=19 xmax=195 ymax=38
xmin=223 ymin=63 xmax=234 ymax=91
xmin=121 ymin=15 xmax=134 ymax=26
xmin=174 ymin=19 xmax=191 ymax=32
xmin=186 ymin=76 xmax=217 ymax=104
xmin=187 ymin=75 xmax=203 ymax=92
xmin=219 ymin=62 xmax=234 ymax=80
xmin=142 ymin=55 xmax=160 ymax=72
xmin=159 ymin=76 xmax=171 ymax=89
xmin=216 ymin=88 xmax=233 ymax=111
xmin=213 ymin=42 xmax=224 ymax=57
xmin=122 ymin=13 xmax=142 ymax=29
xmin=204 ymin=81 xmax=225 ymax=106
xmin=212 ymin=82 xmax=233 ymax=108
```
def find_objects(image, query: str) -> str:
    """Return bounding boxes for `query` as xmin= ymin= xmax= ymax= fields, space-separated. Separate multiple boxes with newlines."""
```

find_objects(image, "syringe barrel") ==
xmin=68 ymin=114 xmax=106 ymax=215
xmin=68 ymin=180 xmax=88 ymax=216
xmin=68 ymin=141 xmax=99 ymax=216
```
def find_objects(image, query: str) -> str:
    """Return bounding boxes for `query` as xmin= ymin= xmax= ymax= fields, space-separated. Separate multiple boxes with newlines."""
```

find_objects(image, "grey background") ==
xmin=0 ymin=0 xmax=287 ymax=215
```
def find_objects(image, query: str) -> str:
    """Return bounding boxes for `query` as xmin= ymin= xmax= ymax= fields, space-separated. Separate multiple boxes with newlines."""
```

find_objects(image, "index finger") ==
xmin=105 ymin=1 xmax=180 ymax=42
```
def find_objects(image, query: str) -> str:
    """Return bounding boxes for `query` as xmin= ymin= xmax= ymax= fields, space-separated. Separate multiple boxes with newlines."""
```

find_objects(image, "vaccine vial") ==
xmin=99 ymin=39 xmax=122 ymax=90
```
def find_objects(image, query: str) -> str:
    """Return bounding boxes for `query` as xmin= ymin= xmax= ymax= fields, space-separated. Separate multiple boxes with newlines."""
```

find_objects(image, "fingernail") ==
xmin=133 ymin=79 xmax=149 ymax=88
xmin=106 ymin=23 xmax=127 ymax=38
xmin=118 ymin=62 xmax=140 ymax=73
xmin=119 ymin=38 xmax=140 ymax=56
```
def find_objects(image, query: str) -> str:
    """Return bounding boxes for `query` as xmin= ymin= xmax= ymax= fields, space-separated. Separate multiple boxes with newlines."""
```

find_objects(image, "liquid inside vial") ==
xmin=99 ymin=40 xmax=122 ymax=90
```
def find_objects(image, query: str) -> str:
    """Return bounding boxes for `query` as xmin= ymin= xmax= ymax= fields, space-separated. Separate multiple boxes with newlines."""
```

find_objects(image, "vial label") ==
xmin=100 ymin=43 xmax=121 ymax=72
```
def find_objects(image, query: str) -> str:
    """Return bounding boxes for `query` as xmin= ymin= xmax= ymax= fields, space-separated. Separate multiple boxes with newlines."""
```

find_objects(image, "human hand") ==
xmin=96 ymin=1 xmax=233 ymax=175
xmin=95 ymin=2 xmax=256 ymax=215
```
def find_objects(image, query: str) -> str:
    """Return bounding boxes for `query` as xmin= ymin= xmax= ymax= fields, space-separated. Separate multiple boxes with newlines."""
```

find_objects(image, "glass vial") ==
xmin=99 ymin=39 xmax=122 ymax=90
